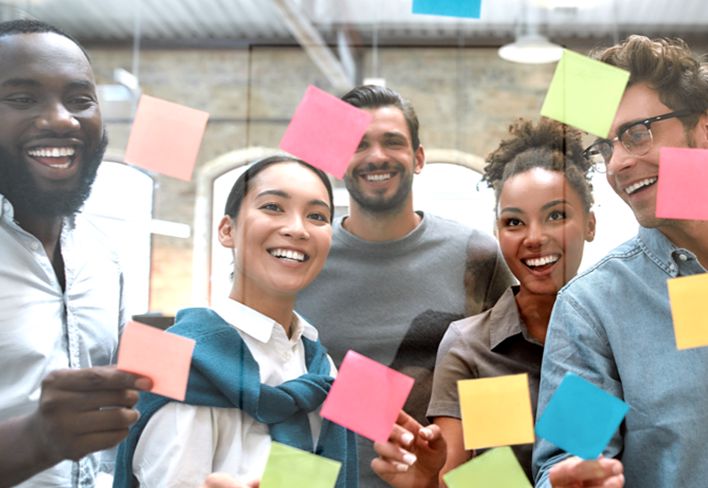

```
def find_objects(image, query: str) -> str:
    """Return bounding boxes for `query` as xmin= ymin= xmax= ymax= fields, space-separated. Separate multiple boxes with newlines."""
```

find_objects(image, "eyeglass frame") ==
xmin=582 ymin=109 xmax=697 ymax=172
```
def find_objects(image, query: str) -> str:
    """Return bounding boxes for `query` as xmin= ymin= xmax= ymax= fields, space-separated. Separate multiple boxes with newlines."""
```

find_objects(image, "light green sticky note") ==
xmin=260 ymin=442 xmax=341 ymax=488
xmin=443 ymin=446 xmax=532 ymax=488
xmin=540 ymin=49 xmax=630 ymax=138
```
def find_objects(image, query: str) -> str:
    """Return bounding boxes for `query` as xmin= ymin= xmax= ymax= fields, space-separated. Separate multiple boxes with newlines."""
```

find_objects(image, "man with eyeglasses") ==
xmin=533 ymin=36 xmax=708 ymax=487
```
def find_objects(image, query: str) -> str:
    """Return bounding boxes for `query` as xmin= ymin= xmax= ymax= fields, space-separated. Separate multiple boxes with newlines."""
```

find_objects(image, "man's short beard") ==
xmin=0 ymin=131 xmax=108 ymax=219
xmin=344 ymin=162 xmax=414 ymax=214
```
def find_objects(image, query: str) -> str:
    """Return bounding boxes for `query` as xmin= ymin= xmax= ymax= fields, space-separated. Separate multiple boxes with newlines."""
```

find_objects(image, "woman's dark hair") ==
xmin=223 ymin=154 xmax=334 ymax=221
xmin=483 ymin=118 xmax=594 ymax=212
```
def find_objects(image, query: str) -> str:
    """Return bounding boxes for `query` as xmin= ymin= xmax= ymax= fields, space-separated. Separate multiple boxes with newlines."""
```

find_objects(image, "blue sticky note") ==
xmin=412 ymin=0 xmax=482 ymax=19
xmin=535 ymin=373 xmax=629 ymax=460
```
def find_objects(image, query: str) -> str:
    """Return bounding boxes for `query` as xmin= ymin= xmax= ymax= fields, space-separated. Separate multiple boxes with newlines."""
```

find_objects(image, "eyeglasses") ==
xmin=582 ymin=109 xmax=696 ymax=173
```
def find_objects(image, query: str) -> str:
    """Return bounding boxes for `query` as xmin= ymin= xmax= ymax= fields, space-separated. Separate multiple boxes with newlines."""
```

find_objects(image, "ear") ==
xmin=585 ymin=210 xmax=597 ymax=242
xmin=693 ymin=111 xmax=708 ymax=149
xmin=413 ymin=144 xmax=425 ymax=175
xmin=217 ymin=215 xmax=236 ymax=248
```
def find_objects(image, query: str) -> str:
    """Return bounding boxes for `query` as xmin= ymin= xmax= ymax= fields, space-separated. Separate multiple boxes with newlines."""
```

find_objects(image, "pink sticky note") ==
xmin=320 ymin=350 xmax=414 ymax=443
xmin=117 ymin=321 xmax=195 ymax=401
xmin=124 ymin=95 xmax=209 ymax=181
xmin=656 ymin=147 xmax=708 ymax=221
xmin=279 ymin=85 xmax=372 ymax=179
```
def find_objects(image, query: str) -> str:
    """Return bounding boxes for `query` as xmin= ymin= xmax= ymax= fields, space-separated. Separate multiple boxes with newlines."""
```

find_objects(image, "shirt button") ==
xmin=30 ymin=241 xmax=40 ymax=251
xmin=678 ymin=254 xmax=688 ymax=262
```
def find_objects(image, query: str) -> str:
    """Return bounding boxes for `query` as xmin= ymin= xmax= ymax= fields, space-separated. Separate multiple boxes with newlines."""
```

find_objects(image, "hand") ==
xmin=549 ymin=456 xmax=624 ymax=488
xmin=31 ymin=366 xmax=151 ymax=465
xmin=371 ymin=411 xmax=446 ymax=488
xmin=200 ymin=473 xmax=259 ymax=488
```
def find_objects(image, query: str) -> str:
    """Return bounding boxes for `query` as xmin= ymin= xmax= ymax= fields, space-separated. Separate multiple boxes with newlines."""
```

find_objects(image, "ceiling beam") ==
xmin=271 ymin=0 xmax=354 ymax=93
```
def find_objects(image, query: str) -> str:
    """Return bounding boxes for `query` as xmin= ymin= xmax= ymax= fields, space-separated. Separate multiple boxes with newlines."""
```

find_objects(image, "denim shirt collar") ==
xmin=637 ymin=226 xmax=705 ymax=277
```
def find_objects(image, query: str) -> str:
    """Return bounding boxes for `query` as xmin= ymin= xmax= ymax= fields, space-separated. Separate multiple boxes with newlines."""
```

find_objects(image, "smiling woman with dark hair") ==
xmin=370 ymin=118 xmax=597 ymax=487
xmin=114 ymin=155 xmax=358 ymax=488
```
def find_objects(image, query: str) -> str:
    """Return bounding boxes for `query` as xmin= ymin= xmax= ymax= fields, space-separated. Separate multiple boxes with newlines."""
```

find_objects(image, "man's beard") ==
xmin=344 ymin=161 xmax=414 ymax=214
xmin=0 ymin=132 xmax=108 ymax=219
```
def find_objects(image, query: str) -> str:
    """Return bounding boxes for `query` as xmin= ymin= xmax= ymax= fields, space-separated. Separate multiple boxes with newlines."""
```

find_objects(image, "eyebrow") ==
xmin=256 ymin=189 xmax=331 ymax=211
xmin=1 ymin=78 xmax=95 ymax=91
xmin=500 ymin=199 xmax=568 ymax=214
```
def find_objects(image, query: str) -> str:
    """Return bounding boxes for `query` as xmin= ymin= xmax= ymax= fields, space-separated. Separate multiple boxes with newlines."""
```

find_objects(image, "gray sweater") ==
xmin=297 ymin=212 xmax=513 ymax=487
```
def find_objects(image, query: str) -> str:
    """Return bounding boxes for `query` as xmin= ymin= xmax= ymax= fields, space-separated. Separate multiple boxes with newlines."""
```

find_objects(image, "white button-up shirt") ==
xmin=0 ymin=195 xmax=125 ymax=487
xmin=133 ymin=300 xmax=335 ymax=487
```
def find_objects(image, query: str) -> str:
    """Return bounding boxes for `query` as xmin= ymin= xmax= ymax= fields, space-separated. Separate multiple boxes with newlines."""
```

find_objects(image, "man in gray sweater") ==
xmin=296 ymin=85 xmax=512 ymax=487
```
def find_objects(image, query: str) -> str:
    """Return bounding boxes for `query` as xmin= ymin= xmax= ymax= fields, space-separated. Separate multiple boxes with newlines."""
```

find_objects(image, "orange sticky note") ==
xmin=124 ymin=94 xmax=209 ymax=181
xmin=656 ymin=147 xmax=708 ymax=221
xmin=668 ymin=274 xmax=708 ymax=350
xmin=279 ymin=85 xmax=372 ymax=179
xmin=458 ymin=374 xmax=535 ymax=450
xmin=117 ymin=321 xmax=195 ymax=400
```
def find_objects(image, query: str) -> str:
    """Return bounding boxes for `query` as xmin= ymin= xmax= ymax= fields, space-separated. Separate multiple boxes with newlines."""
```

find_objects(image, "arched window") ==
xmin=82 ymin=161 xmax=154 ymax=315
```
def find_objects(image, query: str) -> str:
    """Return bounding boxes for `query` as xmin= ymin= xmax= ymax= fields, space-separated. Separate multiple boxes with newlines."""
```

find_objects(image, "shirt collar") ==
xmin=637 ymin=226 xmax=704 ymax=277
xmin=488 ymin=286 xmax=529 ymax=350
xmin=212 ymin=298 xmax=318 ymax=344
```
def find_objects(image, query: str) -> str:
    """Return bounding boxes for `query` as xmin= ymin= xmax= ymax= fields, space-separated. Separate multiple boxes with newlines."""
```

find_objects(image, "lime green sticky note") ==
xmin=668 ymin=273 xmax=708 ymax=350
xmin=540 ymin=49 xmax=630 ymax=138
xmin=443 ymin=447 xmax=532 ymax=488
xmin=260 ymin=442 xmax=341 ymax=488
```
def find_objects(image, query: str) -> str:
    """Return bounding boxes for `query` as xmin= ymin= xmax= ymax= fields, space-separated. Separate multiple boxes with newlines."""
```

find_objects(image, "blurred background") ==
xmin=3 ymin=0 xmax=706 ymax=319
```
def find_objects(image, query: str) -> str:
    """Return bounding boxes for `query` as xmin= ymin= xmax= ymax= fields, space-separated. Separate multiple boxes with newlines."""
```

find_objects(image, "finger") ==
xmin=549 ymin=458 xmax=615 ymax=485
xmin=48 ymin=388 xmax=141 ymax=412
xmin=371 ymin=456 xmax=411 ymax=476
xmin=373 ymin=441 xmax=417 ymax=466
xmin=62 ymin=429 xmax=132 ymax=461
xmin=388 ymin=422 xmax=417 ymax=448
xmin=201 ymin=472 xmax=247 ymax=488
xmin=70 ymin=408 xmax=140 ymax=435
xmin=417 ymin=423 xmax=445 ymax=449
xmin=42 ymin=367 xmax=151 ymax=392
xmin=394 ymin=410 xmax=423 ymax=434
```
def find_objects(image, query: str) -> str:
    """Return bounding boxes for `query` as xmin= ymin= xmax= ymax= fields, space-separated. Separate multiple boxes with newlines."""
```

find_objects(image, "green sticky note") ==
xmin=540 ymin=49 xmax=630 ymax=138
xmin=260 ymin=442 xmax=341 ymax=488
xmin=443 ymin=446 xmax=532 ymax=488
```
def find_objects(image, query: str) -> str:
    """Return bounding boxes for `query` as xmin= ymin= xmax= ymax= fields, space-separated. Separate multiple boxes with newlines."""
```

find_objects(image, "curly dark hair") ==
xmin=591 ymin=35 xmax=708 ymax=129
xmin=483 ymin=118 xmax=594 ymax=212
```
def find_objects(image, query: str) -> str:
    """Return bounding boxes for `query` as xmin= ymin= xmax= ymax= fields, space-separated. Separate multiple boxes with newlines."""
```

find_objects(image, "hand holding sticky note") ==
xmin=412 ymin=0 xmax=482 ymax=19
xmin=535 ymin=373 xmax=628 ymax=460
xmin=443 ymin=446 xmax=532 ymax=488
xmin=541 ymin=50 xmax=630 ymax=137
xmin=117 ymin=321 xmax=195 ymax=401
xmin=124 ymin=94 xmax=209 ymax=181
xmin=656 ymin=147 xmax=708 ymax=221
xmin=320 ymin=350 xmax=414 ymax=443
xmin=279 ymin=85 xmax=372 ymax=179
xmin=668 ymin=273 xmax=708 ymax=350
xmin=458 ymin=374 xmax=535 ymax=450
xmin=261 ymin=442 xmax=341 ymax=488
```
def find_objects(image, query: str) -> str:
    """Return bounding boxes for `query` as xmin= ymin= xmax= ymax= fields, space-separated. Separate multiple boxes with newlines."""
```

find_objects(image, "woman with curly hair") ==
xmin=371 ymin=118 xmax=597 ymax=486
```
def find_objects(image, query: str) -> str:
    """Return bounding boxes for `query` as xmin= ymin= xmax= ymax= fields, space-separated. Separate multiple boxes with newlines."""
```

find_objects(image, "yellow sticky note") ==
xmin=458 ymin=374 xmax=534 ymax=450
xmin=668 ymin=274 xmax=708 ymax=350
xmin=540 ymin=49 xmax=630 ymax=138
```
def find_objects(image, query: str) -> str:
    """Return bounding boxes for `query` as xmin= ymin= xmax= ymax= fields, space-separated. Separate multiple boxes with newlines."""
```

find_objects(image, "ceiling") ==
xmin=2 ymin=0 xmax=707 ymax=48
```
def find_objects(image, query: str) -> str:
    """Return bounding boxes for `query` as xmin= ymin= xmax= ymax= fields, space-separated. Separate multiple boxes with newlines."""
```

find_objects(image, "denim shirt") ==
xmin=0 ymin=195 xmax=125 ymax=487
xmin=533 ymin=226 xmax=708 ymax=487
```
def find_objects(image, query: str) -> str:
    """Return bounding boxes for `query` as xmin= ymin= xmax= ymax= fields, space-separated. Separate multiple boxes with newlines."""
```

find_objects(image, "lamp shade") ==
xmin=498 ymin=34 xmax=563 ymax=64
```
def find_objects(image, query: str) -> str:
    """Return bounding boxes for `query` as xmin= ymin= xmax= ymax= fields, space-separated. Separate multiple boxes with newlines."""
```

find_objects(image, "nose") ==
xmin=606 ymin=143 xmax=637 ymax=176
xmin=365 ymin=142 xmax=387 ymax=163
xmin=34 ymin=101 xmax=80 ymax=134
xmin=523 ymin=222 xmax=548 ymax=249
xmin=280 ymin=213 xmax=309 ymax=240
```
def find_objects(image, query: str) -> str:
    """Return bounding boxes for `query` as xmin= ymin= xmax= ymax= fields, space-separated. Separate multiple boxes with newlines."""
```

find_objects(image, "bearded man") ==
xmin=0 ymin=19 xmax=149 ymax=488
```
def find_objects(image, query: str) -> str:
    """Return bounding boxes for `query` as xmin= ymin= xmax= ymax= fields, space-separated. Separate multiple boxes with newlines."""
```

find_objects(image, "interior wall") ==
xmin=84 ymin=43 xmax=622 ymax=314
